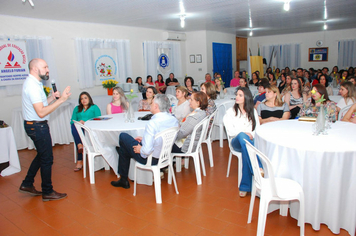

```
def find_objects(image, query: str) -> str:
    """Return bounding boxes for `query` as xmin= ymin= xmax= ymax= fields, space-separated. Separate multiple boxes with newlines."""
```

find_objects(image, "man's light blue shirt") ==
xmin=140 ymin=112 xmax=178 ymax=158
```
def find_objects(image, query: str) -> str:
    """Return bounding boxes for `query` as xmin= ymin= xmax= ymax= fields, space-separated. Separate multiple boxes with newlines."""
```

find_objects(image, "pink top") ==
xmin=230 ymin=78 xmax=240 ymax=87
xmin=110 ymin=103 xmax=124 ymax=114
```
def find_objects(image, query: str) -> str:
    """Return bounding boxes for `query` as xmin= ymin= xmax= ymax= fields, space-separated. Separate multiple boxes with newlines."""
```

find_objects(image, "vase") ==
xmin=107 ymin=88 xmax=113 ymax=95
xmin=314 ymin=104 xmax=326 ymax=135
xmin=125 ymin=101 xmax=135 ymax=123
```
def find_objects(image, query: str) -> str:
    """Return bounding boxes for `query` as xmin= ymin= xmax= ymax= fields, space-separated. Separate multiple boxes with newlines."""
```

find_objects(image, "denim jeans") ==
xmin=22 ymin=121 xmax=53 ymax=194
xmin=118 ymin=133 xmax=158 ymax=178
xmin=71 ymin=123 xmax=83 ymax=161
xmin=231 ymin=132 xmax=254 ymax=192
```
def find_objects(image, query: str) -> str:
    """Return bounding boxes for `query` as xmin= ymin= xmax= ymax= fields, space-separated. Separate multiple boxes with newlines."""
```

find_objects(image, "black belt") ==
xmin=25 ymin=120 xmax=48 ymax=125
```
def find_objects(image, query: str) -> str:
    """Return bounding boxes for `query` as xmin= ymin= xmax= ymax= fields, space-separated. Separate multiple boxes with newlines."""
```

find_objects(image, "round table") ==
xmin=255 ymin=120 xmax=356 ymax=235
xmin=85 ymin=112 xmax=154 ymax=185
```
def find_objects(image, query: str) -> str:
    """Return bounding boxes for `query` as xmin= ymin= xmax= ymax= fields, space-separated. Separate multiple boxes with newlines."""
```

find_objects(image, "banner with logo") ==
xmin=0 ymin=41 xmax=29 ymax=86
xmin=92 ymin=48 xmax=118 ymax=85
xmin=157 ymin=48 xmax=171 ymax=77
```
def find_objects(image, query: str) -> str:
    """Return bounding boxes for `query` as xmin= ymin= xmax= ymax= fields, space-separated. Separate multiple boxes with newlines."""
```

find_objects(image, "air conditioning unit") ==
xmin=163 ymin=32 xmax=186 ymax=41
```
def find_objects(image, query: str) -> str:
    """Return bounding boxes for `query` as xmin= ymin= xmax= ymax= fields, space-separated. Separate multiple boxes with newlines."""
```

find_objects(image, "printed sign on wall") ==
xmin=0 ymin=41 xmax=29 ymax=86
xmin=92 ymin=48 xmax=118 ymax=85
xmin=157 ymin=48 xmax=171 ymax=77
xmin=309 ymin=47 xmax=328 ymax=62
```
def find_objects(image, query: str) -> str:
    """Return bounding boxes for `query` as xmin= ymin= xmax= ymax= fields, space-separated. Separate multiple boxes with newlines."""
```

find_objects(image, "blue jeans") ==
xmin=118 ymin=133 xmax=158 ymax=178
xmin=71 ymin=123 xmax=83 ymax=161
xmin=22 ymin=121 xmax=53 ymax=194
xmin=231 ymin=132 xmax=254 ymax=192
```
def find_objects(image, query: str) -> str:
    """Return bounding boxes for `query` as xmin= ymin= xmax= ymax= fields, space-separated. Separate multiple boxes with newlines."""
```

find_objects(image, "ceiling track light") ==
xmin=324 ymin=22 xmax=327 ymax=30
xmin=249 ymin=30 xmax=253 ymax=36
xmin=284 ymin=1 xmax=290 ymax=11
xmin=22 ymin=0 xmax=34 ymax=7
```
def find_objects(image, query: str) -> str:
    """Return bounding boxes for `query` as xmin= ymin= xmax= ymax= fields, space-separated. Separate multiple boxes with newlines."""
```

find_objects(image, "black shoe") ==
xmin=42 ymin=191 xmax=67 ymax=202
xmin=111 ymin=179 xmax=130 ymax=189
xmin=19 ymin=185 xmax=42 ymax=196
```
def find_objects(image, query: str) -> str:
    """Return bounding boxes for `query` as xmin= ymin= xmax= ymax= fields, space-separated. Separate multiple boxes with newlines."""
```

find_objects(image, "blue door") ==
xmin=213 ymin=43 xmax=233 ymax=87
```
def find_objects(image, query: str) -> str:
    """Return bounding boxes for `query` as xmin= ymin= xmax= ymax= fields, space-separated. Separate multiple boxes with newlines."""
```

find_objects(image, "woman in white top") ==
xmin=173 ymin=86 xmax=191 ymax=123
xmin=223 ymin=87 xmax=260 ymax=198
xmin=337 ymin=81 xmax=356 ymax=112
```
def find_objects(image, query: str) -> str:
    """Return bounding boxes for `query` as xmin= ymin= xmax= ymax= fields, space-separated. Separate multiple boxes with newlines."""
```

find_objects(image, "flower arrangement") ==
xmin=126 ymin=89 xmax=138 ymax=101
xmin=43 ymin=86 xmax=51 ymax=97
xmin=102 ymin=79 xmax=118 ymax=89
xmin=218 ymin=77 xmax=225 ymax=86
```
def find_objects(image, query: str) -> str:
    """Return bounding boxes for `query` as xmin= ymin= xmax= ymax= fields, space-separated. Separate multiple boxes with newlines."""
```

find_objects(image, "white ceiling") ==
xmin=1 ymin=0 xmax=356 ymax=37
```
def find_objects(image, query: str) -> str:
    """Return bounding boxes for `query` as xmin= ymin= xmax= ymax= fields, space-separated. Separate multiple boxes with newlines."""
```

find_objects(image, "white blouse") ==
xmin=173 ymin=100 xmax=191 ymax=123
xmin=223 ymin=107 xmax=260 ymax=138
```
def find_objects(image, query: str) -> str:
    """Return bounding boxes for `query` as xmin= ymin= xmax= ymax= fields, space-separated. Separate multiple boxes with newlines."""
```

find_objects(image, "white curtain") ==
xmin=262 ymin=43 xmax=301 ymax=70
xmin=75 ymin=38 xmax=132 ymax=88
xmin=0 ymin=35 xmax=57 ymax=98
xmin=338 ymin=39 xmax=356 ymax=69
xmin=143 ymin=41 xmax=182 ymax=80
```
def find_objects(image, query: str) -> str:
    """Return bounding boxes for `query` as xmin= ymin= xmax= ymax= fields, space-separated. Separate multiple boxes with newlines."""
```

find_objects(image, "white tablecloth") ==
xmin=255 ymin=120 xmax=356 ymax=236
xmin=11 ymin=102 xmax=73 ymax=150
xmin=85 ymin=112 xmax=154 ymax=185
xmin=0 ymin=127 xmax=21 ymax=176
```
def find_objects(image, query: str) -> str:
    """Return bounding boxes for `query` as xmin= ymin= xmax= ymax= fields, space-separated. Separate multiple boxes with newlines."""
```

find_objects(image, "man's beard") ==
xmin=39 ymin=72 xmax=49 ymax=81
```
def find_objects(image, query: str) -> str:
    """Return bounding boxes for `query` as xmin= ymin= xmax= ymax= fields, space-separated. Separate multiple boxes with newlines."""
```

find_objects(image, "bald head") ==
xmin=29 ymin=58 xmax=49 ymax=81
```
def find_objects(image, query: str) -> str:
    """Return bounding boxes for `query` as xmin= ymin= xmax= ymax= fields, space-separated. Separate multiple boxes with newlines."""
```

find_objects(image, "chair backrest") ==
xmin=338 ymin=104 xmax=353 ymax=120
xmin=185 ymin=117 xmax=209 ymax=153
xmin=155 ymin=126 xmax=179 ymax=167
xmin=73 ymin=120 xmax=101 ymax=154
xmin=197 ymin=80 xmax=205 ymax=87
xmin=244 ymin=139 xmax=279 ymax=198
xmin=166 ymin=94 xmax=178 ymax=107
xmin=203 ymin=108 xmax=218 ymax=141
xmin=214 ymin=101 xmax=234 ymax=125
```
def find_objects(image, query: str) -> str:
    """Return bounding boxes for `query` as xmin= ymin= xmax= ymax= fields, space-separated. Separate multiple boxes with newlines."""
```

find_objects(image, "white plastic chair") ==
xmin=73 ymin=121 xmax=110 ymax=184
xmin=213 ymin=101 xmax=234 ymax=147
xmin=224 ymin=127 xmax=242 ymax=187
xmin=338 ymin=104 xmax=353 ymax=120
xmin=200 ymin=109 xmax=218 ymax=167
xmin=197 ymin=80 xmax=205 ymax=87
xmin=133 ymin=127 xmax=179 ymax=204
xmin=172 ymin=117 xmax=209 ymax=185
xmin=244 ymin=140 xmax=305 ymax=236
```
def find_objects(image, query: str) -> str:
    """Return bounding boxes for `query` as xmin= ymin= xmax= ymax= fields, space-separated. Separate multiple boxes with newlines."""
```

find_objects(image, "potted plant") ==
xmin=102 ymin=79 xmax=118 ymax=95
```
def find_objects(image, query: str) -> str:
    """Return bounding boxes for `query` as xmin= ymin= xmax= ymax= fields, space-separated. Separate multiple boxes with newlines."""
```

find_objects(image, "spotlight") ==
xmin=284 ymin=1 xmax=290 ymax=11
xmin=324 ymin=23 xmax=327 ymax=30
xmin=180 ymin=15 xmax=185 ymax=28
xmin=249 ymin=30 xmax=253 ymax=36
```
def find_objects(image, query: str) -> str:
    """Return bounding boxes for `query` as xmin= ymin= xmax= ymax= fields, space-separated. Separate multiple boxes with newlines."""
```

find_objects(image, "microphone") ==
xmin=51 ymin=80 xmax=59 ymax=99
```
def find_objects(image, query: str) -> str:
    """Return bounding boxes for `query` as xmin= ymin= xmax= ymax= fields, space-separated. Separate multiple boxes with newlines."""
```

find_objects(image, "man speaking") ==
xmin=19 ymin=58 xmax=71 ymax=201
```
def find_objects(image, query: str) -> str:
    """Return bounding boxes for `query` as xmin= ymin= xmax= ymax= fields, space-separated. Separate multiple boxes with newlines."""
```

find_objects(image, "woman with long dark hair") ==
xmin=284 ymin=78 xmax=303 ymax=119
xmin=138 ymin=86 xmax=157 ymax=111
xmin=155 ymin=74 xmax=166 ymax=94
xmin=223 ymin=87 xmax=260 ymax=197
xmin=71 ymin=92 xmax=101 ymax=171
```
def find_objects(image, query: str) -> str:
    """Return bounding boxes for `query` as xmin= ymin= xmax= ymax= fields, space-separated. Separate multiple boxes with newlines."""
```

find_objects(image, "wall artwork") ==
xmin=309 ymin=47 xmax=328 ymax=62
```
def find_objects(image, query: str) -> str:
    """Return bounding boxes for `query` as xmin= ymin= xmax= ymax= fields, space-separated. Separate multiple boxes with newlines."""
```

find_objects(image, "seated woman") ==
xmin=172 ymin=91 xmax=208 ymax=153
xmin=284 ymin=78 xmax=304 ymax=119
xmin=106 ymin=87 xmax=129 ymax=114
xmin=138 ymin=86 xmax=157 ymax=111
xmin=249 ymin=72 xmax=260 ymax=86
xmin=223 ymin=87 xmax=260 ymax=197
xmin=230 ymin=71 xmax=240 ymax=87
xmin=239 ymin=77 xmax=249 ymax=88
xmin=71 ymin=92 xmax=101 ymax=171
xmin=281 ymin=75 xmax=292 ymax=97
xmin=337 ymin=81 xmax=356 ymax=112
xmin=173 ymin=86 xmax=191 ymax=123
xmin=135 ymin=76 xmax=146 ymax=94
xmin=200 ymin=82 xmax=217 ymax=115
xmin=146 ymin=75 xmax=154 ymax=86
xmin=278 ymin=73 xmax=287 ymax=93
xmin=215 ymin=77 xmax=227 ymax=96
xmin=126 ymin=77 xmax=133 ymax=83
xmin=184 ymin=76 xmax=197 ymax=96
xmin=257 ymin=85 xmax=290 ymax=124
xmin=155 ymin=74 xmax=166 ymax=94
xmin=319 ymin=74 xmax=333 ymax=96
xmin=298 ymin=84 xmax=337 ymax=122
xmin=342 ymin=103 xmax=356 ymax=123
xmin=267 ymin=72 xmax=277 ymax=86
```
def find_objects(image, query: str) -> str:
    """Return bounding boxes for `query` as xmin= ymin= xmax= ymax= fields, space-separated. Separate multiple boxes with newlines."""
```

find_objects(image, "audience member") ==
xmin=138 ymin=86 xmax=157 ymax=111
xmin=205 ymin=73 xmax=215 ymax=84
xmin=165 ymin=73 xmax=179 ymax=86
xmin=249 ymin=72 xmax=260 ymax=86
xmin=184 ymin=76 xmax=197 ymax=96
xmin=200 ymin=82 xmax=217 ymax=115
xmin=337 ymin=81 xmax=356 ymax=112
xmin=106 ymin=87 xmax=129 ymax=115
xmin=230 ymin=71 xmax=240 ymax=87
xmin=126 ymin=77 xmax=133 ymax=83
xmin=223 ymin=87 xmax=260 ymax=198
xmin=284 ymin=78 xmax=303 ymax=119
xmin=341 ymin=103 xmax=356 ymax=123
xmin=155 ymin=74 xmax=166 ymax=94
xmin=253 ymin=78 xmax=269 ymax=109
xmin=257 ymin=85 xmax=290 ymax=124
xmin=71 ymin=92 xmax=101 ymax=171
xmin=173 ymin=86 xmax=191 ymax=123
